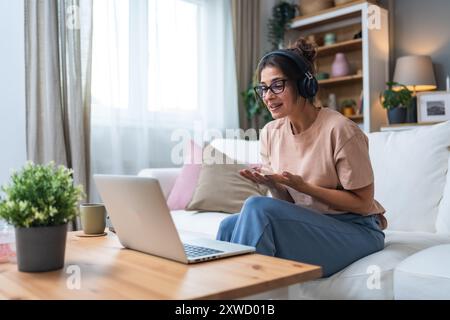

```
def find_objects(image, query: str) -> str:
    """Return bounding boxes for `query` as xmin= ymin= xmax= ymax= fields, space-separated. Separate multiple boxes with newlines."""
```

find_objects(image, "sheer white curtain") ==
xmin=90 ymin=0 xmax=239 ymax=200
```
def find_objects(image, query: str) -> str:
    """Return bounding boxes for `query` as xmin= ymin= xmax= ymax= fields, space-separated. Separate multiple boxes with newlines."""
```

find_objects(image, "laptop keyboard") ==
xmin=183 ymin=243 xmax=224 ymax=258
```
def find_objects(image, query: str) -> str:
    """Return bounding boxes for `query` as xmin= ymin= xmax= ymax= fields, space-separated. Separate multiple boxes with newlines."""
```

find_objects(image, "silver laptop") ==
xmin=94 ymin=175 xmax=255 ymax=264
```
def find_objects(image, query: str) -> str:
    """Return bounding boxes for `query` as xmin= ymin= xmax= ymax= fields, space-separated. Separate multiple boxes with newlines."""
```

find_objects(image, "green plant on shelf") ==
xmin=267 ymin=1 xmax=298 ymax=50
xmin=380 ymin=81 xmax=413 ymax=110
xmin=341 ymin=99 xmax=356 ymax=108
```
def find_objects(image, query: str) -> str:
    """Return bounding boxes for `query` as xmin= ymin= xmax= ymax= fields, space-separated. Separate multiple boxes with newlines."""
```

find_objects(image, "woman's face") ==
xmin=258 ymin=66 xmax=298 ymax=119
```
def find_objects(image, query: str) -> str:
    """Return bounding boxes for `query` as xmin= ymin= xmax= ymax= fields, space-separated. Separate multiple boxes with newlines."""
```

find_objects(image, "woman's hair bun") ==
xmin=292 ymin=37 xmax=317 ymax=67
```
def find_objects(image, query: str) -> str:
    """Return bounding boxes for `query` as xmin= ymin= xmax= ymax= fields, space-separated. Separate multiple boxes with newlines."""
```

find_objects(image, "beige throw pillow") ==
xmin=186 ymin=145 xmax=268 ymax=213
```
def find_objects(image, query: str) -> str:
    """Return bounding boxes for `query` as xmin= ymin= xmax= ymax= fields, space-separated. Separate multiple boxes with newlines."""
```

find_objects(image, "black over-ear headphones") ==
xmin=259 ymin=50 xmax=319 ymax=99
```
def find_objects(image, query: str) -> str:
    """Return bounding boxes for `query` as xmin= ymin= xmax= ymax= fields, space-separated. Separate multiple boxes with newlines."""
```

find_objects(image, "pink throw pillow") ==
xmin=167 ymin=140 xmax=203 ymax=210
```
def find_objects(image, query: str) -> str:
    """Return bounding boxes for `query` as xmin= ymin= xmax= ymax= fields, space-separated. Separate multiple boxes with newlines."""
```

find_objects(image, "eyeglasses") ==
xmin=254 ymin=79 xmax=288 ymax=98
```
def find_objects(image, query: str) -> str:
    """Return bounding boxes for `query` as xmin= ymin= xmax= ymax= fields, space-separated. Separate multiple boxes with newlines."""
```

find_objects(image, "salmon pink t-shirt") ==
xmin=260 ymin=107 xmax=386 ymax=220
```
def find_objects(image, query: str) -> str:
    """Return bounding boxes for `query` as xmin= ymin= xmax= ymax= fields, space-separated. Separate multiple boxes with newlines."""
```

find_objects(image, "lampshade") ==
xmin=393 ymin=55 xmax=437 ymax=92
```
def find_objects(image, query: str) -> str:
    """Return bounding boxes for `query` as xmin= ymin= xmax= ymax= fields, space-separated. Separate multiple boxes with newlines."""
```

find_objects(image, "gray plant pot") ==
xmin=387 ymin=106 xmax=407 ymax=124
xmin=15 ymin=223 xmax=68 ymax=272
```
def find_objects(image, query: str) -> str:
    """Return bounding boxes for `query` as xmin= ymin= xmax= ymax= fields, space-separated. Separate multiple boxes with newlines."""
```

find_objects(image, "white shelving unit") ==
xmin=286 ymin=0 xmax=389 ymax=133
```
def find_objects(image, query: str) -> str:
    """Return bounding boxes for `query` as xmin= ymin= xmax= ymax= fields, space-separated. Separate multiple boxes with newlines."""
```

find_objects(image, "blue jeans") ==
xmin=216 ymin=196 xmax=385 ymax=277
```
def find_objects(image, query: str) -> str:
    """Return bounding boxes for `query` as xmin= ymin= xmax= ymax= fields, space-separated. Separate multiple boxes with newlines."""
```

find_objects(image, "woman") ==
xmin=216 ymin=38 xmax=387 ymax=277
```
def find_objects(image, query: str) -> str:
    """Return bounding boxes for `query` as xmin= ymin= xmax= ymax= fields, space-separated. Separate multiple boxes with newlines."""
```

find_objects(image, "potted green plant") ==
xmin=380 ymin=81 xmax=413 ymax=124
xmin=241 ymin=83 xmax=273 ymax=130
xmin=341 ymin=99 xmax=357 ymax=117
xmin=267 ymin=1 xmax=298 ymax=50
xmin=0 ymin=162 xmax=84 ymax=272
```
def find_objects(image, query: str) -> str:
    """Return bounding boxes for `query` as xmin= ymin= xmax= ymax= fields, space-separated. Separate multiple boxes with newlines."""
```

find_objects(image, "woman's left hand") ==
xmin=270 ymin=171 xmax=307 ymax=193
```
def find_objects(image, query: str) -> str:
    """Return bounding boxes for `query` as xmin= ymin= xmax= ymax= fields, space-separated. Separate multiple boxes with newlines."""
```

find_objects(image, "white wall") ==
xmin=0 ymin=0 xmax=26 ymax=187
xmin=392 ymin=0 xmax=450 ymax=90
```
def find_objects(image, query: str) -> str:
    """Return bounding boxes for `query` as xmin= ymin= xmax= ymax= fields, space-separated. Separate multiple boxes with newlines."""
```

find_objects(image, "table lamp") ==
xmin=393 ymin=55 xmax=437 ymax=122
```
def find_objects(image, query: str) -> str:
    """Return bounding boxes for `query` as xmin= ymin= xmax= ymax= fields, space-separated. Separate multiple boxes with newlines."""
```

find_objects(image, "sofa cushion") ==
xmin=368 ymin=121 xmax=450 ymax=232
xmin=290 ymin=231 xmax=450 ymax=299
xmin=167 ymin=140 xmax=203 ymax=210
xmin=210 ymin=138 xmax=260 ymax=164
xmin=394 ymin=243 xmax=450 ymax=299
xmin=186 ymin=145 xmax=268 ymax=213
xmin=138 ymin=168 xmax=182 ymax=199
xmin=436 ymin=154 xmax=450 ymax=234
xmin=171 ymin=210 xmax=229 ymax=239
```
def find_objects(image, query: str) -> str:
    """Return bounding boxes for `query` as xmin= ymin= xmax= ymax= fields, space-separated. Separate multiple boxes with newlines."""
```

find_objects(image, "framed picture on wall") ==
xmin=417 ymin=91 xmax=450 ymax=123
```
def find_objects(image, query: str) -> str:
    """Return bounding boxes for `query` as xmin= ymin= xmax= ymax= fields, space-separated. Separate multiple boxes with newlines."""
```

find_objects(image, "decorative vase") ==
xmin=387 ymin=106 xmax=407 ymax=124
xmin=327 ymin=93 xmax=337 ymax=111
xmin=299 ymin=0 xmax=334 ymax=15
xmin=15 ymin=223 xmax=68 ymax=272
xmin=331 ymin=53 xmax=351 ymax=78
xmin=316 ymin=72 xmax=330 ymax=80
xmin=323 ymin=33 xmax=336 ymax=46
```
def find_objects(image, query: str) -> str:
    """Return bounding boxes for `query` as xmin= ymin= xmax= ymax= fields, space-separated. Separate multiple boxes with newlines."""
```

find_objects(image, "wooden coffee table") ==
xmin=0 ymin=231 xmax=321 ymax=299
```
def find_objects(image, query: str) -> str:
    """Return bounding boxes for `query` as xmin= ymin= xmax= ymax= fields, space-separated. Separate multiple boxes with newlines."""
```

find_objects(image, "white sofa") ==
xmin=138 ymin=122 xmax=450 ymax=299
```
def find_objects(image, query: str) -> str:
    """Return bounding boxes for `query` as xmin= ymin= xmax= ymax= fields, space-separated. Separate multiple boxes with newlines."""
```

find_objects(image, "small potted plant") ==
xmin=341 ymin=99 xmax=357 ymax=117
xmin=380 ymin=81 xmax=413 ymax=124
xmin=0 ymin=162 xmax=84 ymax=272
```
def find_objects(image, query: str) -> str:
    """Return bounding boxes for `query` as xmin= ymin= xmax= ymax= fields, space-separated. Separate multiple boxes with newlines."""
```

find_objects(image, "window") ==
xmin=92 ymin=0 xmax=129 ymax=110
xmin=148 ymin=0 xmax=198 ymax=112
xmin=92 ymin=0 xmax=200 ymax=114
